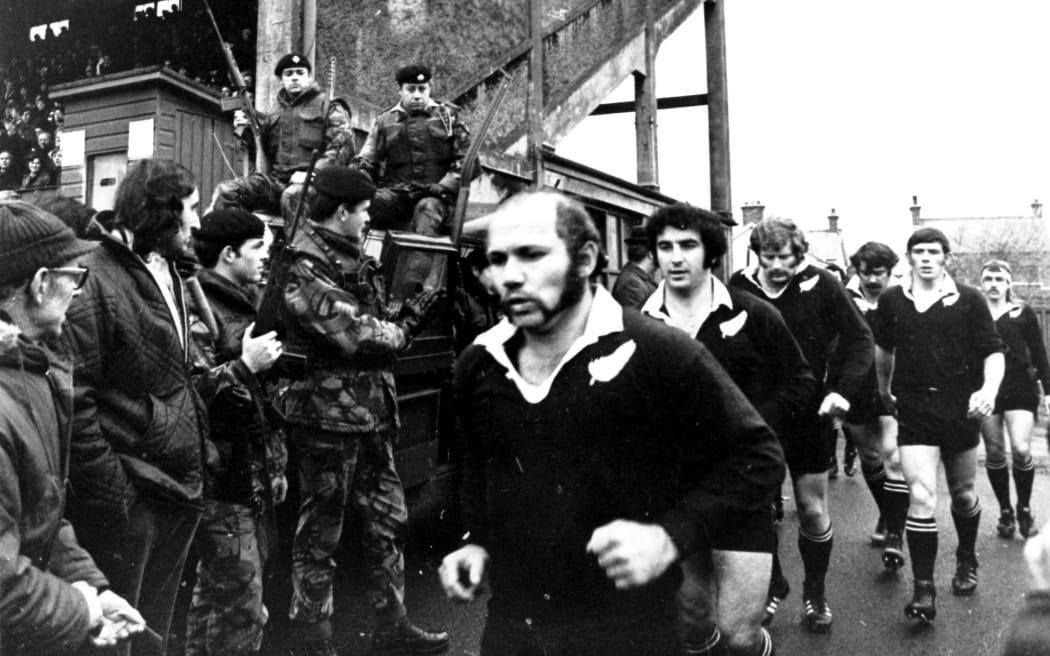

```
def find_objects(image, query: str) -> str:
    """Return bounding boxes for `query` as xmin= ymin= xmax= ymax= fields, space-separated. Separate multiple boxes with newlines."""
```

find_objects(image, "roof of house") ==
xmin=916 ymin=216 xmax=1050 ymax=255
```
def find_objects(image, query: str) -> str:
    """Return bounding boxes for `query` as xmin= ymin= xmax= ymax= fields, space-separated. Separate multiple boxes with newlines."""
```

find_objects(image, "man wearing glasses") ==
xmin=0 ymin=201 xmax=146 ymax=654
xmin=61 ymin=159 xmax=282 ymax=656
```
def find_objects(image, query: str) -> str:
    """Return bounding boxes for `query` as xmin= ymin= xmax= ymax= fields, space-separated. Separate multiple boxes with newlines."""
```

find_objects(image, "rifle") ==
xmin=202 ymin=0 xmax=266 ymax=173
xmin=251 ymin=57 xmax=337 ymax=358
xmin=450 ymin=69 xmax=511 ymax=248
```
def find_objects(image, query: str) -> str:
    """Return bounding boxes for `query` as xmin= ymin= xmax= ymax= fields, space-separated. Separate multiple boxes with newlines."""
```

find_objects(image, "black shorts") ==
xmin=995 ymin=381 xmax=1040 ymax=414
xmin=896 ymin=388 xmax=980 ymax=453
xmin=781 ymin=409 xmax=835 ymax=475
xmin=846 ymin=389 xmax=895 ymax=425
xmin=708 ymin=504 xmax=775 ymax=553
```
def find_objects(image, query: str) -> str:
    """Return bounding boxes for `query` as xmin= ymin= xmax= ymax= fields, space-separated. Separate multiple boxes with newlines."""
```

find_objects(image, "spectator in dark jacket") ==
xmin=0 ymin=148 xmax=20 ymax=190
xmin=610 ymin=225 xmax=657 ymax=309
xmin=0 ymin=200 xmax=144 ymax=654
xmin=61 ymin=159 xmax=212 ymax=656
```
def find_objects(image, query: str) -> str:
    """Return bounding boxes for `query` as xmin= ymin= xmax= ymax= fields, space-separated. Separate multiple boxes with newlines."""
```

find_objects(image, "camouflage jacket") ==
xmin=278 ymin=221 xmax=411 ymax=433
xmin=188 ymin=269 xmax=287 ymax=508
xmin=353 ymin=99 xmax=470 ymax=193
xmin=261 ymin=84 xmax=354 ymax=184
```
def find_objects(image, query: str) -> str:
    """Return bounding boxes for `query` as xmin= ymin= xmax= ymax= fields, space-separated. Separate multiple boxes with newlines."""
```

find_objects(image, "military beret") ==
xmin=195 ymin=208 xmax=265 ymax=247
xmin=275 ymin=52 xmax=311 ymax=77
xmin=395 ymin=64 xmax=431 ymax=85
xmin=312 ymin=166 xmax=376 ymax=205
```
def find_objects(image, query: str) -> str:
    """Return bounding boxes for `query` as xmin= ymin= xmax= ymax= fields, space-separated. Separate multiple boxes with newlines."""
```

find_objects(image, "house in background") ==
xmin=910 ymin=196 xmax=1050 ymax=302
xmin=731 ymin=202 xmax=849 ymax=277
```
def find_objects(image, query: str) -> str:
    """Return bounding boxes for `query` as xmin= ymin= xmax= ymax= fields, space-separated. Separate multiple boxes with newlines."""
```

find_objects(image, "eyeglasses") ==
xmin=47 ymin=266 xmax=89 ymax=290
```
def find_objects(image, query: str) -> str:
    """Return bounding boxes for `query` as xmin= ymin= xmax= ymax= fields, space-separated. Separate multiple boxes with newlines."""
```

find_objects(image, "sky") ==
xmin=556 ymin=1 xmax=1050 ymax=254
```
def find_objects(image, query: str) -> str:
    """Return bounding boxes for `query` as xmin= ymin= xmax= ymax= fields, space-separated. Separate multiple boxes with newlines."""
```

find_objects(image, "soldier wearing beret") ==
xmin=352 ymin=64 xmax=471 ymax=236
xmin=277 ymin=165 xmax=450 ymax=656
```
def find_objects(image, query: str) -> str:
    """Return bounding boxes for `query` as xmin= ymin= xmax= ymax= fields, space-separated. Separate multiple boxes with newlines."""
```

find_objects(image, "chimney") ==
xmin=828 ymin=208 xmax=839 ymax=233
xmin=1033 ymin=199 xmax=1043 ymax=219
xmin=910 ymin=195 xmax=921 ymax=225
xmin=741 ymin=201 xmax=765 ymax=225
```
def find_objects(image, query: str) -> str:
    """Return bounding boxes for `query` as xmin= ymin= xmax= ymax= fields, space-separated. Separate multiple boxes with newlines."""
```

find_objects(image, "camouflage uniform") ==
xmin=353 ymin=99 xmax=470 ymax=235
xmin=278 ymin=220 xmax=414 ymax=641
xmin=185 ymin=269 xmax=288 ymax=656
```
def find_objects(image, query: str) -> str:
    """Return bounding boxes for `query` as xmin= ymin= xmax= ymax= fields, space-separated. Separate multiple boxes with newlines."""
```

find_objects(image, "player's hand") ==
xmin=967 ymin=388 xmax=995 ymax=419
xmin=586 ymin=520 xmax=679 ymax=589
xmin=240 ymin=323 xmax=283 ymax=374
xmin=1024 ymin=526 xmax=1050 ymax=590
xmin=439 ymin=544 xmax=489 ymax=602
xmin=71 ymin=581 xmax=103 ymax=628
xmin=272 ymin=474 xmax=288 ymax=505
xmin=92 ymin=590 xmax=145 ymax=646
xmin=818 ymin=392 xmax=851 ymax=418
xmin=289 ymin=170 xmax=308 ymax=185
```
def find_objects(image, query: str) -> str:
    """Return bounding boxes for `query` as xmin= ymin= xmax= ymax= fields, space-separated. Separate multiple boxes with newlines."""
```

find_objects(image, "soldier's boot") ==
xmin=904 ymin=579 xmax=937 ymax=624
xmin=371 ymin=617 xmax=450 ymax=655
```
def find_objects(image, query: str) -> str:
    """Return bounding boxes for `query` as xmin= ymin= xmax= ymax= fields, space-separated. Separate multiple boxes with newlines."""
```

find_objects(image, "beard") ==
xmin=154 ymin=227 xmax=194 ymax=261
xmin=500 ymin=264 xmax=589 ymax=328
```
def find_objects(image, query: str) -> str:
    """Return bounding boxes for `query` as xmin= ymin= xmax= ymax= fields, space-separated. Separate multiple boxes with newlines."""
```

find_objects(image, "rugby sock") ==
xmin=1015 ymin=457 xmax=1036 ymax=510
xmin=882 ymin=479 xmax=910 ymax=537
xmin=683 ymin=626 xmax=720 ymax=655
xmin=906 ymin=516 xmax=938 ymax=580
xmin=861 ymin=460 xmax=887 ymax=513
xmin=952 ymin=499 xmax=982 ymax=556
xmin=770 ymin=532 xmax=785 ymax=587
xmin=987 ymin=459 xmax=1012 ymax=510
xmin=723 ymin=627 xmax=774 ymax=656
xmin=798 ymin=525 xmax=833 ymax=596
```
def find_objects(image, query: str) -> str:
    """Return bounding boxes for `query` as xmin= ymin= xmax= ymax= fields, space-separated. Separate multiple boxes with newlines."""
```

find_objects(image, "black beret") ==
xmin=274 ymin=52 xmax=311 ymax=77
xmin=395 ymin=64 xmax=431 ymax=85
xmin=195 ymin=208 xmax=265 ymax=246
xmin=313 ymin=166 xmax=376 ymax=205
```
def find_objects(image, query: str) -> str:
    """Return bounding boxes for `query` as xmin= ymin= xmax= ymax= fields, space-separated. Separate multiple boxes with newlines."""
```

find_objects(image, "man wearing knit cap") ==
xmin=183 ymin=208 xmax=288 ymax=656
xmin=214 ymin=51 xmax=354 ymax=217
xmin=61 ymin=159 xmax=281 ymax=656
xmin=278 ymin=165 xmax=449 ymax=656
xmin=0 ymin=201 xmax=146 ymax=654
xmin=353 ymin=63 xmax=471 ymax=236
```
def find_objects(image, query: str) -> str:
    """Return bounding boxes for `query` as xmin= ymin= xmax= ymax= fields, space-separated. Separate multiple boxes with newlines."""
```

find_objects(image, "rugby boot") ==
xmin=802 ymin=593 xmax=833 ymax=633
xmin=997 ymin=508 xmax=1017 ymax=538
xmin=371 ymin=618 xmax=450 ymax=655
xmin=870 ymin=516 xmax=887 ymax=547
xmin=951 ymin=553 xmax=978 ymax=596
xmin=904 ymin=580 xmax=936 ymax=624
xmin=1018 ymin=506 xmax=1039 ymax=538
xmin=843 ymin=445 xmax=858 ymax=477
xmin=761 ymin=576 xmax=790 ymax=627
xmin=881 ymin=532 xmax=905 ymax=572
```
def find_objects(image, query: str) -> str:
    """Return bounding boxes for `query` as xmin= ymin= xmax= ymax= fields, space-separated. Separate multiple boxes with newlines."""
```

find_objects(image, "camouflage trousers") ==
xmin=185 ymin=500 xmax=276 ymax=656
xmin=288 ymin=427 xmax=408 ymax=641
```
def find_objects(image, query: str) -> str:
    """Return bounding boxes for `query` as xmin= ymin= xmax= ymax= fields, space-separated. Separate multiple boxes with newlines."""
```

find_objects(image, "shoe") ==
xmin=997 ymin=508 xmax=1017 ymax=538
xmin=881 ymin=532 xmax=905 ymax=572
xmin=372 ymin=618 xmax=450 ymax=655
xmin=843 ymin=448 xmax=858 ymax=477
xmin=761 ymin=576 xmax=790 ymax=627
xmin=951 ymin=555 xmax=978 ymax=596
xmin=803 ymin=593 xmax=833 ymax=633
xmin=1018 ymin=506 xmax=1039 ymax=538
xmin=870 ymin=516 xmax=887 ymax=546
xmin=302 ymin=639 xmax=339 ymax=656
xmin=904 ymin=580 xmax=936 ymax=624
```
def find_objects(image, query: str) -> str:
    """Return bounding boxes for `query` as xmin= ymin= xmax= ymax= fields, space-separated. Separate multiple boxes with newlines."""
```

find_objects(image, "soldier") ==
xmin=610 ymin=225 xmax=658 ymax=309
xmin=353 ymin=64 xmax=470 ymax=236
xmin=441 ymin=191 xmax=784 ymax=656
xmin=213 ymin=52 xmax=354 ymax=216
xmin=641 ymin=204 xmax=813 ymax=656
xmin=184 ymin=208 xmax=287 ymax=656
xmin=278 ymin=165 xmax=449 ymax=656
xmin=729 ymin=218 xmax=874 ymax=634
xmin=874 ymin=228 xmax=1004 ymax=624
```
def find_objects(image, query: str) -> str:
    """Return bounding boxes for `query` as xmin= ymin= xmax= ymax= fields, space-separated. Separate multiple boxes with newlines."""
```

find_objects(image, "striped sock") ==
xmin=883 ymin=478 xmax=910 ymax=536
xmin=906 ymin=516 xmax=938 ymax=581
xmin=1015 ymin=457 xmax=1036 ymax=510
xmin=952 ymin=499 xmax=982 ymax=557
xmin=987 ymin=459 xmax=1012 ymax=511
xmin=799 ymin=525 xmax=833 ymax=597
xmin=862 ymin=460 xmax=887 ymax=514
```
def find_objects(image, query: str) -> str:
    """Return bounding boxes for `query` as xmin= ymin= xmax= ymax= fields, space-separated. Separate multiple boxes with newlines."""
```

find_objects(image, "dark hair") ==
xmin=309 ymin=191 xmax=347 ymax=223
xmin=114 ymin=159 xmax=196 ymax=257
xmin=625 ymin=242 xmax=649 ymax=264
xmin=551 ymin=192 xmax=607 ymax=277
xmin=644 ymin=203 xmax=726 ymax=269
xmin=906 ymin=227 xmax=950 ymax=254
xmin=93 ymin=209 xmax=117 ymax=231
xmin=981 ymin=259 xmax=1012 ymax=276
xmin=39 ymin=196 xmax=95 ymax=238
xmin=850 ymin=241 xmax=899 ymax=271
xmin=749 ymin=217 xmax=808 ymax=259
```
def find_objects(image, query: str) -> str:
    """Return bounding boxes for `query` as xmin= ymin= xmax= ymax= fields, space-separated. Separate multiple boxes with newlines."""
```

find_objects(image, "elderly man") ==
xmin=0 ymin=201 xmax=144 ymax=654
xmin=353 ymin=64 xmax=470 ymax=236
xmin=441 ymin=191 xmax=784 ymax=656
